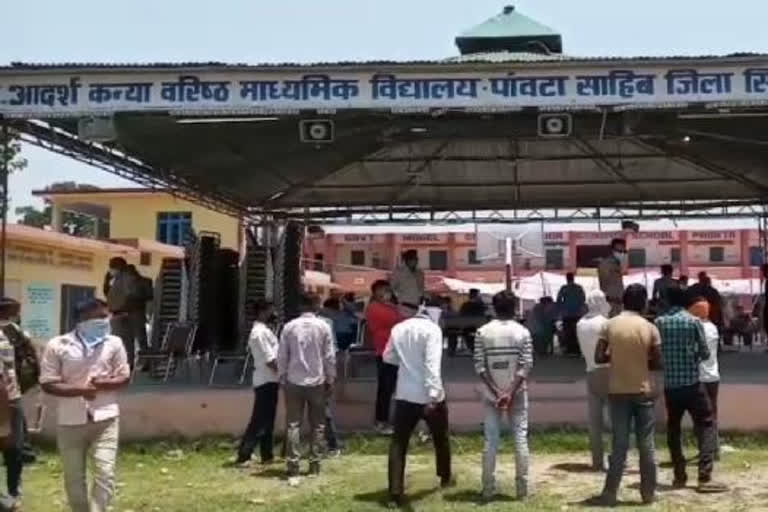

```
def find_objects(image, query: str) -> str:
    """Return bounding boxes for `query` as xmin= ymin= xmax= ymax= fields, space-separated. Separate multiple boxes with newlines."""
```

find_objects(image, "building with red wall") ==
xmin=304 ymin=226 xmax=766 ymax=294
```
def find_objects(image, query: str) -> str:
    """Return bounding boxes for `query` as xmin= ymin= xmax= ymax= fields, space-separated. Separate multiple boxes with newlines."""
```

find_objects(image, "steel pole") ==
xmin=0 ymin=122 xmax=8 ymax=298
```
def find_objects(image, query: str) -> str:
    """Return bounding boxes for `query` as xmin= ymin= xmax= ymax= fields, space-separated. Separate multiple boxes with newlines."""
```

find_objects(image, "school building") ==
xmin=304 ymin=226 xmax=766 ymax=294
xmin=8 ymin=187 xmax=242 ymax=341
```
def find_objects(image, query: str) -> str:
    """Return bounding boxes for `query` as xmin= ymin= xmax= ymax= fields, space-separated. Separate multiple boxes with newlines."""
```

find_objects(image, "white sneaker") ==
xmin=375 ymin=422 xmax=394 ymax=435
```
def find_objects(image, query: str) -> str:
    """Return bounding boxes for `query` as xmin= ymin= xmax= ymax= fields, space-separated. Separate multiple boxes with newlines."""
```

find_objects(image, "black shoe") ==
xmin=672 ymin=477 xmax=688 ymax=489
xmin=584 ymin=495 xmax=618 ymax=508
xmin=286 ymin=463 xmax=300 ymax=478
xmin=387 ymin=495 xmax=404 ymax=509
xmin=641 ymin=494 xmax=656 ymax=505
xmin=698 ymin=480 xmax=729 ymax=494
xmin=440 ymin=476 xmax=456 ymax=489
xmin=309 ymin=461 xmax=320 ymax=477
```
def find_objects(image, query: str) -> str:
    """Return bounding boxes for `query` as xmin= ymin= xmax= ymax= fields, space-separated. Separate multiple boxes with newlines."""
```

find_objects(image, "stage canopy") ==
xmin=2 ymin=7 xmax=768 ymax=223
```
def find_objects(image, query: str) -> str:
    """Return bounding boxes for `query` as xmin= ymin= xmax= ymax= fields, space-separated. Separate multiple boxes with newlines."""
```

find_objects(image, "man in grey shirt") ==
xmin=277 ymin=292 xmax=336 ymax=477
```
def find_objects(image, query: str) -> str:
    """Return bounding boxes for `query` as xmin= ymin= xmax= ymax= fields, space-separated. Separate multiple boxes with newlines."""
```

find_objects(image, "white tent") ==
xmin=441 ymin=271 xmax=761 ymax=301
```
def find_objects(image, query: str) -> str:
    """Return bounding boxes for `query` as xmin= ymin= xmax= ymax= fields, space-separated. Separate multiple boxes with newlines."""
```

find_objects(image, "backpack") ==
xmin=2 ymin=324 xmax=40 ymax=394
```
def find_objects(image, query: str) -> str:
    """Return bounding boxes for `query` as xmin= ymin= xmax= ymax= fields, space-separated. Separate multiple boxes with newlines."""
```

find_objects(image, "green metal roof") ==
xmin=459 ymin=5 xmax=559 ymax=39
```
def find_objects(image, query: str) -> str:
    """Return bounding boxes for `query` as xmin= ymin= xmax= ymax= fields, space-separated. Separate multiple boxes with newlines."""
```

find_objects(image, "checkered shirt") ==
xmin=655 ymin=308 xmax=710 ymax=389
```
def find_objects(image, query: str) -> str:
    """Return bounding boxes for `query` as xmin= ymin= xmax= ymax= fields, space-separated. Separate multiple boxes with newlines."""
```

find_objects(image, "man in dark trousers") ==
xmin=458 ymin=289 xmax=486 ymax=354
xmin=656 ymin=286 xmax=727 ymax=493
xmin=126 ymin=265 xmax=153 ymax=354
xmin=234 ymin=300 xmax=279 ymax=466
xmin=104 ymin=257 xmax=139 ymax=371
xmin=557 ymin=273 xmax=586 ymax=356
xmin=384 ymin=302 xmax=452 ymax=507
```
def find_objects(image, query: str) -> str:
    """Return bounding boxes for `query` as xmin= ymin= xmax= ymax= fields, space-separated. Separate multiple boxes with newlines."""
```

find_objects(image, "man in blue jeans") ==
xmin=588 ymin=284 xmax=662 ymax=507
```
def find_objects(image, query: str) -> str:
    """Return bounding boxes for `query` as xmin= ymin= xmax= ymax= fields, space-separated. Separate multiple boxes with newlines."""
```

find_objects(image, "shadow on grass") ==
xmin=354 ymin=488 xmax=438 ymax=511
xmin=628 ymin=481 xmax=678 ymax=493
xmin=574 ymin=497 xmax=646 ymax=508
xmin=550 ymin=462 xmax=601 ymax=474
xmin=443 ymin=490 xmax=516 ymax=504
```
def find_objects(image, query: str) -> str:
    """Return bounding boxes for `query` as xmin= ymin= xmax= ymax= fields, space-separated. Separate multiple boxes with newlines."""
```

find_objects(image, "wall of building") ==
xmin=5 ymin=238 xmax=131 ymax=341
xmin=52 ymin=193 xmax=241 ymax=250
xmin=308 ymin=228 xmax=767 ymax=294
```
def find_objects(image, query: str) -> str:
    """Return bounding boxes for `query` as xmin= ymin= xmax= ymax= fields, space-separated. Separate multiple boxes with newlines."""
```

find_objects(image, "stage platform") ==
xmin=26 ymin=351 xmax=768 ymax=441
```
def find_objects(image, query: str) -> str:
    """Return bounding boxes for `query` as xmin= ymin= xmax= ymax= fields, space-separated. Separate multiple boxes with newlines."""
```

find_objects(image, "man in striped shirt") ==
xmin=474 ymin=291 xmax=534 ymax=502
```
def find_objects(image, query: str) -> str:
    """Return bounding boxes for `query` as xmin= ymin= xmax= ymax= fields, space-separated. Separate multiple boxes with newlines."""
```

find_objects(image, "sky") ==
xmin=3 ymin=0 xmax=768 ymax=219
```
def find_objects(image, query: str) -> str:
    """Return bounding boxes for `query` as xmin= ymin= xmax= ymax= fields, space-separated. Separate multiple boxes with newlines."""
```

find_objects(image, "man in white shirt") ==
xmin=277 ymin=293 xmax=336 ymax=477
xmin=689 ymin=296 xmax=721 ymax=460
xmin=390 ymin=250 xmax=425 ymax=308
xmin=234 ymin=300 xmax=279 ymax=466
xmin=576 ymin=290 xmax=612 ymax=471
xmin=383 ymin=302 xmax=451 ymax=506
xmin=474 ymin=291 xmax=533 ymax=502
xmin=39 ymin=299 xmax=131 ymax=512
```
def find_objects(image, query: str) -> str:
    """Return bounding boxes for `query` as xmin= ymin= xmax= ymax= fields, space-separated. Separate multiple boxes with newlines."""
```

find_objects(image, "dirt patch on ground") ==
xmin=460 ymin=450 xmax=768 ymax=511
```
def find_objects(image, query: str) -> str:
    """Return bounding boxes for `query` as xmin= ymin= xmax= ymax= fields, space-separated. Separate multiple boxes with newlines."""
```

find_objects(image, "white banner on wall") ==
xmin=22 ymin=282 xmax=57 ymax=341
xmin=2 ymin=63 xmax=768 ymax=116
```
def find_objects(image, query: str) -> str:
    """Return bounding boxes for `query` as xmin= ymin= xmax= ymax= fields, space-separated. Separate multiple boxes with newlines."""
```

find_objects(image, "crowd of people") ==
xmin=0 ymin=241 xmax=763 ymax=511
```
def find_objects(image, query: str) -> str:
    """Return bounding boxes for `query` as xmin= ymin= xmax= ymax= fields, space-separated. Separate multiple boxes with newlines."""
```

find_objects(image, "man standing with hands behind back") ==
xmin=474 ymin=291 xmax=533 ymax=502
xmin=39 ymin=299 xmax=131 ymax=512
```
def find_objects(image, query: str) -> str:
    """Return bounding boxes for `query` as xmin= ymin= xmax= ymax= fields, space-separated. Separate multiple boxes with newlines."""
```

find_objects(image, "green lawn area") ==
xmin=21 ymin=431 xmax=768 ymax=512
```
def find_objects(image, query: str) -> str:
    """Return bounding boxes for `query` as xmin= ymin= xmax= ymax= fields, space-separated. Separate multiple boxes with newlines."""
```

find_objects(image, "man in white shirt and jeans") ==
xmin=39 ymin=299 xmax=131 ymax=512
xmin=474 ymin=291 xmax=534 ymax=501
xmin=576 ymin=290 xmax=612 ymax=471
xmin=277 ymin=292 xmax=336 ymax=478
xmin=384 ymin=302 xmax=451 ymax=506
xmin=235 ymin=300 xmax=279 ymax=466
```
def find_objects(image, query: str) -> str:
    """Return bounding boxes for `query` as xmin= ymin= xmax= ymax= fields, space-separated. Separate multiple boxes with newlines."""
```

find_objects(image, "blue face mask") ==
xmin=77 ymin=318 xmax=111 ymax=348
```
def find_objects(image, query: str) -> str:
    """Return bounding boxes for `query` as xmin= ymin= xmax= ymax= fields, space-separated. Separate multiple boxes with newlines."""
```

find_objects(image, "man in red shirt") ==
xmin=366 ymin=280 xmax=403 ymax=434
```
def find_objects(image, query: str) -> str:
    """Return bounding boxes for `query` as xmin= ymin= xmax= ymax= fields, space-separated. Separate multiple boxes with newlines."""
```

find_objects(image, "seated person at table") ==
xmin=458 ymin=289 xmax=486 ymax=354
xmin=724 ymin=304 xmax=754 ymax=347
xmin=528 ymin=297 xmax=557 ymax=357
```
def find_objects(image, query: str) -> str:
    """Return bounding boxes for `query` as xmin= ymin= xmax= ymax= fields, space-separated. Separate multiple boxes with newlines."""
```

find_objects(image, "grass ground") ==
xmin=20 ymin=431 xmax=768 ymax=512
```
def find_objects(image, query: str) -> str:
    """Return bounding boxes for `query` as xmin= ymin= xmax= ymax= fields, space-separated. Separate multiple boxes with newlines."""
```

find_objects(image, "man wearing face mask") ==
xmin=39 ymin=299 xmax=131 ymax=512
xmin=598 ymin=239 xmax=627 ymax=317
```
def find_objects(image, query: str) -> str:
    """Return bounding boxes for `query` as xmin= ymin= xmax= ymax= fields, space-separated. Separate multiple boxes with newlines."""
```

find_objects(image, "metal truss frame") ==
xmin=9 ymin=119 xmax=768 ymax=227
xmin=268 ymin=201 xmax=768 ymax=226
xmin=13 ymin=119 xmax=251 ymax=219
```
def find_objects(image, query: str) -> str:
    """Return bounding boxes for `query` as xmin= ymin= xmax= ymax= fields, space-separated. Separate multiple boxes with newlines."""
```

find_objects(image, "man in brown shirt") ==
xmin=598 ymin=238 xmax=627 ymax=317
xmin=588 ymin=284 xmax=662 ymax=507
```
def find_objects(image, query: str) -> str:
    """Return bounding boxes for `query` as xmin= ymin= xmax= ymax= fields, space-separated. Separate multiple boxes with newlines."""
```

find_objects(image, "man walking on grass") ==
xmin=474 ymin=291 xmax=533 ymax=502
xmin=589 ymin=284 xmax=661 ymax=507
xmin=656 ymin=286 xmax=728 ymax=494
xmin=384 ymin=302 xmax=452 ymax=507
xmin=40 ymin=299 xmax=131 ymax=512
xmin=278 ymin=292 xmax=336 ymax=478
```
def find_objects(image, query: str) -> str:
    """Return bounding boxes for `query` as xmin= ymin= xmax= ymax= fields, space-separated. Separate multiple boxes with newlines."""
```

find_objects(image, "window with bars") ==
xmin=156 ymin=212 xmax=192 ymax=246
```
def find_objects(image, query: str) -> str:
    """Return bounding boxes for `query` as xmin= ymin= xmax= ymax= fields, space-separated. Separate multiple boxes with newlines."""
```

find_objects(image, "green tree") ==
xmin=15 ymin=182 xmax=101 ymax=237
xmin=0 ymin=127 xmax=28 ymax=175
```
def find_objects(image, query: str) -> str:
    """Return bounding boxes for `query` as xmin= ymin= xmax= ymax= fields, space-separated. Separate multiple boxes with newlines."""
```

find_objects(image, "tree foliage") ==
xmin=0 ymin=127 xmax=28 ymax=174
xmin=15 ymin=182 xmax=101 ymax=237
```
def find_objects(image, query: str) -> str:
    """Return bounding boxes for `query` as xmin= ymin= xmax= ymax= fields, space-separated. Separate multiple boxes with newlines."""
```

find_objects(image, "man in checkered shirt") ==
xmin=655 ymin=286 xmax=726 ymax=493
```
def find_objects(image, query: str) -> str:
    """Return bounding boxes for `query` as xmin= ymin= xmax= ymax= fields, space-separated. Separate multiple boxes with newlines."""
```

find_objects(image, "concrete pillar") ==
xmin=679 ymin=231 xmax=689 ymax=277
xmin=740 ymin=229 xmax=751 ymax=279
xmin=49 ymin=204 xmax=62 ymax=232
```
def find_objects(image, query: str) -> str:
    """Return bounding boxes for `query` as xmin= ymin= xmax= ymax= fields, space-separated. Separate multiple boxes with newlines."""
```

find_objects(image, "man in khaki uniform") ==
xmin=598 ymin=238 xmax=627 ymax=317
